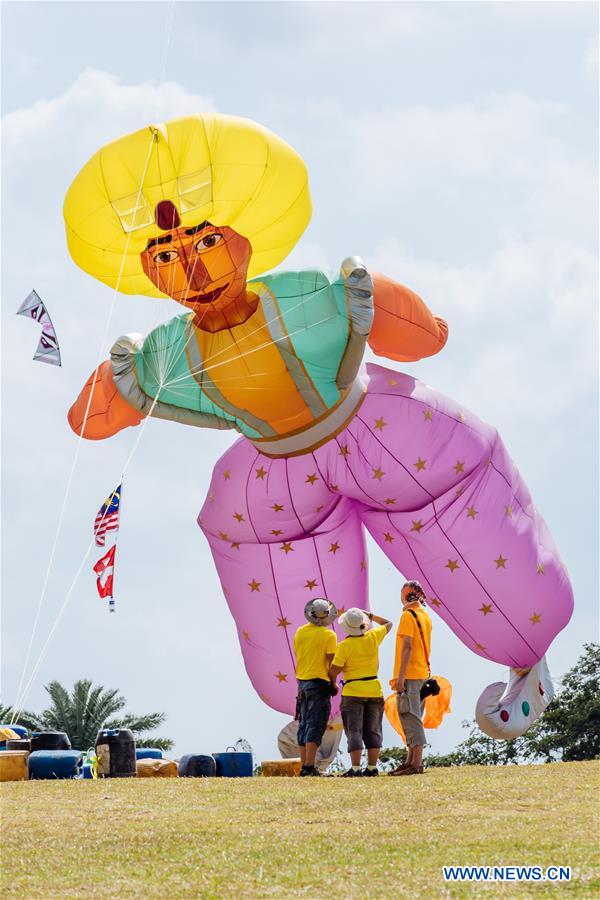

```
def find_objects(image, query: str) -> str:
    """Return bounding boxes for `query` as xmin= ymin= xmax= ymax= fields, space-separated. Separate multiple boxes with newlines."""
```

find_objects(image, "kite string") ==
xmin=13 ymin=395 xmax=160 ymax=720
xmin=10 ymin=134 xmax=160 ymax=723
xmin=11 ymin=2 xmax=178 ymax=721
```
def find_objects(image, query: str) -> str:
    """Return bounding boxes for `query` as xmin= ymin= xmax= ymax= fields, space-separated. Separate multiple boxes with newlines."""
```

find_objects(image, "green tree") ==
xmin=2 ymin=680 xmax=173 ymax=751
xmin=520 ymin=643 xmax=600 ymax=762
xmin=453 ymin=720 xmax=526 ymax=765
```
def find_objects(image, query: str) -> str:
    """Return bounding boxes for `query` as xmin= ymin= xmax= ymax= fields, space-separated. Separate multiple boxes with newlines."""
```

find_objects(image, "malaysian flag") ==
xmin=94 ymin=484 xmax=122 ymax=546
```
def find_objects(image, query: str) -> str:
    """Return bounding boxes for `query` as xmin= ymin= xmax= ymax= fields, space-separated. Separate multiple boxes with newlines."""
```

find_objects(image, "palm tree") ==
xmin=1 ymin=680 xmax=173 ymax=751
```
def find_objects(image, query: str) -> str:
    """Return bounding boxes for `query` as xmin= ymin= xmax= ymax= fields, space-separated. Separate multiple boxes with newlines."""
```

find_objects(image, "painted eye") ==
xmin=153 ymin=249 xmax=179 ymax=264
xmin=195 ymin=233 xmax=223 ymax=252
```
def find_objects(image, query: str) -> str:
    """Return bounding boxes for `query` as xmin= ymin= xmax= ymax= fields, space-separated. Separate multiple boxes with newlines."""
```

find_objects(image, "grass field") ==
xmin=1 ymin=761 xmax=599 ymax=898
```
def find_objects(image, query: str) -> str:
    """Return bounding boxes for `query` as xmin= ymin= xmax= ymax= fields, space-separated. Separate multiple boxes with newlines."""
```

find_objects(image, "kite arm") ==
xmin=369 ymin=273 xmax=448 ymax=362
xmin=68 ymin=359 xmax=144 ymax=440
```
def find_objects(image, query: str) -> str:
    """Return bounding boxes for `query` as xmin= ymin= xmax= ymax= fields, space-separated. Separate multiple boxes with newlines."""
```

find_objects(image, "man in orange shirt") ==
xmin=391 ymin=581 xmax=432 ymax=776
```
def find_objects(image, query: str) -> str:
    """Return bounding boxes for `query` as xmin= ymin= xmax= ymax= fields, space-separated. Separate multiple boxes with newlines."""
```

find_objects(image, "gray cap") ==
xmin=304 ymin=598 xmax=337 ymax=626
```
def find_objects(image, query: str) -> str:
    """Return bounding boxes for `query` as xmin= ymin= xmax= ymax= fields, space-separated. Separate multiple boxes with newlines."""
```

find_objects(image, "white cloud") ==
xmin=2 ymin=68 xmax=215 ymax=169
xmin=365 ymin=235 xmax=597 ymax=424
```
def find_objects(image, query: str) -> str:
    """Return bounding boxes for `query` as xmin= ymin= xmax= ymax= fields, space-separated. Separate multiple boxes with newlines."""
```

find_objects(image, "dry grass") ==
xmin=1 ymin=761 xmax=599 ymax=898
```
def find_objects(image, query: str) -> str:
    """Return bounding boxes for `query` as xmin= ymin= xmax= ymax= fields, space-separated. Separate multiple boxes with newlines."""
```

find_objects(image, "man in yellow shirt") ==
xmin=293 ymin=598 xmax=338 ymax=777
xmin=330 ymin=607 xmax=393 ymax=776
xmin=392 ymin=580 xmax=432 ymax=776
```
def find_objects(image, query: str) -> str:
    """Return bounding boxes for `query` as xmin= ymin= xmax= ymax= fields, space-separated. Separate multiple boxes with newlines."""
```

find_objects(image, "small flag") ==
xmin=94 ymin=485 xmax=122 ymax=546
xmin=16 ymin=289 xmax=61 ymax=366
xmin=93 ymin=545 xmax=116 ymax=602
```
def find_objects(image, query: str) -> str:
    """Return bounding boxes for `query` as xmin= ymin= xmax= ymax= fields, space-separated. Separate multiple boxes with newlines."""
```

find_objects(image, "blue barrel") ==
xmin=179 ymin=754 xmax=217 ymax=777
xmin=213 ymin=751 xmax=253 ymax=778
xmin=136 ymin=748 xmax=163 ymax=760
xmin=28 ymin=750 xmax=83 ymax=780
xmin=0 ymin=724 xmax=28 ymax=749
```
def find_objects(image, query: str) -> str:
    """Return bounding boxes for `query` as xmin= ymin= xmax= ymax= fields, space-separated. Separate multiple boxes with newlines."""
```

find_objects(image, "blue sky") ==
xmin=1 ymin=1 xmax=598 ymax=762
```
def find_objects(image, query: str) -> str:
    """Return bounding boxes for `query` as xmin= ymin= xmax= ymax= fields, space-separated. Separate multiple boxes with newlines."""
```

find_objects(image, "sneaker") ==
xmin=341 ymin=768 xmax=363 ymax=777
xmin=299 ymin=766 xmax=316 ymax=777
xmin=362 ymin=767 xmax=379 ymax=776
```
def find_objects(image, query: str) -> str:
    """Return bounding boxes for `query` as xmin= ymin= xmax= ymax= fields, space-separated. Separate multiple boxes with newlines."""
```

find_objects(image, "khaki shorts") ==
xmin=397 ymin=679 xmax=427 ymax=748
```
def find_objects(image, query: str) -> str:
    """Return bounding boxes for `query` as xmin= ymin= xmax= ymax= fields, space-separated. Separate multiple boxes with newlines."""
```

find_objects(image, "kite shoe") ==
xmin=341 ymin=767 xmax=363 ymax=777
xmin=362 ymin=767 xmax=379 ymax=776
xmin=389 ymin=761 xmax=411 ymax=775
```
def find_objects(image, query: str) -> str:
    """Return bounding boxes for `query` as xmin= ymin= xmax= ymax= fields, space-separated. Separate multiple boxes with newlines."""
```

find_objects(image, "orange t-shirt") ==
xmin=393 ymin=607 xmax=432 ymax=680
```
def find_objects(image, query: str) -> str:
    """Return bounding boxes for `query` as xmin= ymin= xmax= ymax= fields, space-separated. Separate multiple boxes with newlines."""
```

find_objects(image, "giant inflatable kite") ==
xmin=65 ymin=115 xmax=573 ymax=738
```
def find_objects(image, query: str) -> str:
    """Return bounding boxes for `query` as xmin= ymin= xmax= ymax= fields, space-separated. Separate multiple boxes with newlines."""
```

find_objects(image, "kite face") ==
xmin=140 ymin=222 xmax=253 ymax=330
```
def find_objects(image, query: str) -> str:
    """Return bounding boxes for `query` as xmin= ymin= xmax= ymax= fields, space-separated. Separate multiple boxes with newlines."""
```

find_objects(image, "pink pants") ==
xmin=199 ymin=364 xmax=573 ymax=715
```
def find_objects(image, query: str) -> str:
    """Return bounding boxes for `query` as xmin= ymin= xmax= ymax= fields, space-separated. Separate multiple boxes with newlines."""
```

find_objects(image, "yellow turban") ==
xmin=63 ymin=114 xmax=312 ymax=296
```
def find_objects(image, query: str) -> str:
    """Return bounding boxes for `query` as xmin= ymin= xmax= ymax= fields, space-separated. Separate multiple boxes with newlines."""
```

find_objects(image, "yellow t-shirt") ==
xmin=394 ymin=607 xmax=432 ymax=680
xmin=332 ymin=625 xmax=388 ymax=698
xmin=294 ymin=623 xmax=337 ymax=681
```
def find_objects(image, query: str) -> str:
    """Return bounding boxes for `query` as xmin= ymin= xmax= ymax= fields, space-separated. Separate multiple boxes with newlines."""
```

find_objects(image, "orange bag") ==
xmin=384 ymin=676 xmax=453 ymax=744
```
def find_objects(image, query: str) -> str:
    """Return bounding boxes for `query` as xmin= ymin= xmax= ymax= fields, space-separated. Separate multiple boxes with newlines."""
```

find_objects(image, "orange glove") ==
xmin=369 ymin=273 xmax=449 ymax=363
xmin=68 ymin=361 xmax=143 ymax=439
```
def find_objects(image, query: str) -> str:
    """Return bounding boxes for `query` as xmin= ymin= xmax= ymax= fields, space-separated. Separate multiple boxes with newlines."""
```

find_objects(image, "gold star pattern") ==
xmin=280 ymin=542 xmax=294 ymax=554
xmin=529 ymin=612 xmax=542 ymax=625
xmin=454 ymin=460 xmax=465 ymax=475
xmin=255 ymin=467 xmax=267 ymax=480
xmin=423 ymin=409 xmax=433 ymax=421
xmin=494 ymin=555 xmax=508 ymax=569
xmin=272 ymin=503 xmax=284 ymax=512
xmin=410 ymin=520 xmax=424 ymax=533
xmin=329 ymin=484 xmax=339 ymax=492
xmin=458 ymin=411 xmax=466 ymax=422
xmin=248 ymin=579 xmax=261 ymax=592
xmin=277 ymin=617 xmax=291 ymax=628
xmin=305 ymin=473 xmax=319 ymax=485
xmin=270 ymin=529 xmax=283 ymax=536
xmin=383 ymin=532 xmax=394 ymax=544
xmin=536 ymin=563 xmax=545 ymax=575
xmin=466 ymin=506 xmax=478 ymax=519
xmin=329 ymin=542 xmax=341 ymax=554
xmin=337 ymin=606 xmax=346 ymax=616
xmin=414 ymin=457 xmax=427 ymax=472
xmin=315 ymin=505 xmax=324 ymax=513
xmin=218 ymin=531 xmax=229 ymax=541
xmin=485 ymin=458 xmax=492 ymax=468
xmin=429 ymin=598 xmax=441 ymax=608
xmin=445 ymin=559 xmax=460 ymax=572
xmin=372 ymin=467 xmax=385 ymax=480
xmin=208 ymin=492 xmax=216 ymax=503
xmin=505 ymin=506 xmax=513 ymax=518
xmin=475 ymin=642 xmax=486 ymax=652
xmin=374 ymin=417 xmax=387 ymax=431
xmin=242 ymin=631 xmax=250 ymax=641
xmin=304 ymin=579 xmax=318 ymax=590
xmin=233 ymin=512 xmax=245 ymax=523
xmin=230 ymin=542 xmax=241 ymax=550
xmin=275 ymin=672 xmax=288 ymax=683
xmin=360 ymin=560 xmax=367 ymax=571
xmin=388 ymin=378 xmax=398 ymax=387
xmin=455 ymin=487 xmax=465 ymax=497
xmin=223 ymin=470 xmax=231 ymax=480
xmin=479 ymin=603 xmax=493 ymax=616
xmin=339 ymin=445 xmax=350 ymax=458
xmin=384 ymin=497 xmax=397 ymax=506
